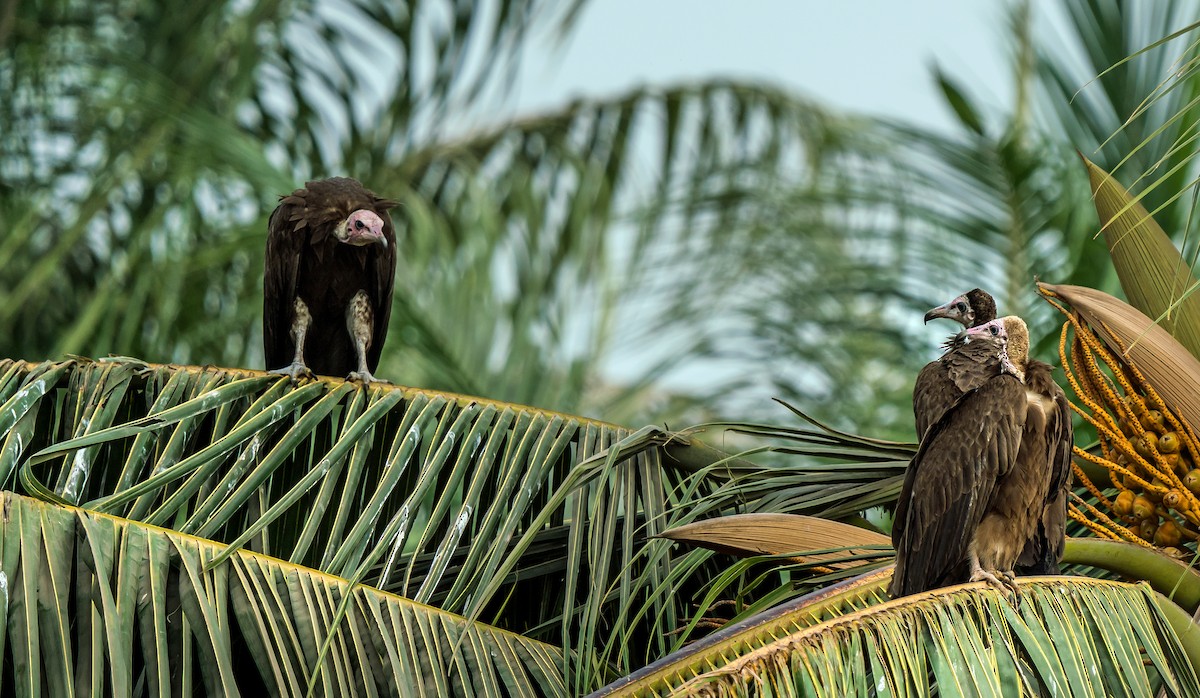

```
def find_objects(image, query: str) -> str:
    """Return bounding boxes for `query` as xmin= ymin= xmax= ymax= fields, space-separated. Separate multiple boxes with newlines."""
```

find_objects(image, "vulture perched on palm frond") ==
xmin=264 ymin=177 xmax=398 ymax=383
xmin=913 ymin=289 xmax=1073 ymax=580
xmin=891 ymin=316 xmax=1072 ymax=598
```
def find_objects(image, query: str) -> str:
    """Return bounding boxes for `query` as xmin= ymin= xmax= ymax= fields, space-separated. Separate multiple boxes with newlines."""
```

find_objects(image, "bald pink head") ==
xmin=335 ymin=209 xmax=388 ymax=247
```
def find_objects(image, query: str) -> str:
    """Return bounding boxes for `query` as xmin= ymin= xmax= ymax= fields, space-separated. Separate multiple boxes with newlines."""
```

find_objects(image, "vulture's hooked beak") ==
xmin=924 ymin=297 xmax=967 ymax=325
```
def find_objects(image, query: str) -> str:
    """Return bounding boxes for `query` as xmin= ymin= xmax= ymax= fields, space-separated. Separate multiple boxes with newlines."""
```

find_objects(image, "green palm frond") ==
xmin=0 ymin=490 xmax=564 ymax=696
xmin=1035 ymin=0 xmax=1200 ymax=199
xmin=0 ymin=357 xmax=739 ymax=690
xmin=1082 ymin=157 xmax=1200 ymax=354
xmin=678 ymin=402 xmax=915 ymax=521
xmin=595 ymin=571 xmax=1200 ymax=698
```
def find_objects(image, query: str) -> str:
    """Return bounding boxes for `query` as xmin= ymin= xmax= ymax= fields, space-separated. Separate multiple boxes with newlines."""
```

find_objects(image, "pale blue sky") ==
xmin=513 ymin=1 xmax=1015 ymax=132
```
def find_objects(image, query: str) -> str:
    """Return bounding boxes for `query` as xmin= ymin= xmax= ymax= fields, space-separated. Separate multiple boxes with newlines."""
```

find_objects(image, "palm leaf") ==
xmin=1082 ymin=156 xmax=1200 ymax=356
xmin=676 ymin=403 xmax=915 ymax=522
xmin=657 ymin=513 xmax=889 ymax=569
xmin=3 ymin=357 xmax=740 ymax=690
xmin=594 ymin=572 xmax=1200 ymax=697
xmin=1038 ymin=282 xmax=1200 ymax=432
xmin=0 ymin=490 xmax=565 ymax=696
xmin=1036 ymin=0 xmax=1200 ymax=223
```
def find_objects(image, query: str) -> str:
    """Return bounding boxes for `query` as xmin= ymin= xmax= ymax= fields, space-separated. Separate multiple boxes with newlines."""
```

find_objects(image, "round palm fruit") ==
xmin=1184 ymin=469 xmax=1200 ymax=495
xmin=1142 ymin=410 xmax=1166 ymax=433
xmin=1164 ymin=490 xmax=1185 ymax=511
xmin=1140 ymin=519 xmax=1159 ymax=541
xmin=1133 ymin=494 xmax=1157 ymax=520
xmin=1159 ymin=432 xmax=1181 ymax=454
xmin=1125 ymin=394 xmax=1146 ymax=416
xmin=1118 ymin=416 xmax=1134 ymax=437
xmin=1155 ymin=519 xmax=1183 ymax=547
xmin=1114 ymin=490 xmax=1136 ymax=516
xmin=1135 ymin=433 xmax=1159 ymax=459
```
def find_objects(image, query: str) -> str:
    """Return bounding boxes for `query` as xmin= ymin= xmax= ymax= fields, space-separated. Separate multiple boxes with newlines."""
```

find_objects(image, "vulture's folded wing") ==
xmin=891 ymin=375 xmax=1027 ymax=597
xmin=263 ymin=191 xmax=309 ymax=369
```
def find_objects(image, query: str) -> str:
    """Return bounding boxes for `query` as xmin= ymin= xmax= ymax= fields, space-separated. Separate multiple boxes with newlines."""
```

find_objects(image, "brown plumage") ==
xmin=263 ymin=177 xmax=398 ymax=382
xmin=892 ymin=316 xmax=1067 ymax=597
xmin=1013 ymin=359 xmax=1074 ymax=575
xmin=913 ymin=288 xmax=998 ymax=438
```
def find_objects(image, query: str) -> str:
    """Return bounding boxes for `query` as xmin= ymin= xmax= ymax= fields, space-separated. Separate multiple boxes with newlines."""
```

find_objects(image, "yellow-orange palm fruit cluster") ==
xmin=1039 ymin=292 xmax=1200 ymax=555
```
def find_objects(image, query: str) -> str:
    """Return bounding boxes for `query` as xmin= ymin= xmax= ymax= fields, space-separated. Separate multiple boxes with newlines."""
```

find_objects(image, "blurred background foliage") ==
xmin=3 ymin=0 xmax=1200 ymax=439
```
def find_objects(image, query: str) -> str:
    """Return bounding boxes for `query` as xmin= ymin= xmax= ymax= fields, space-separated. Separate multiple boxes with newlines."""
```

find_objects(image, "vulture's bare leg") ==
xmin=270 ymin=298 xmax=314 ymax=381
xmin=345 ymin=290 xmax=388 ymax=384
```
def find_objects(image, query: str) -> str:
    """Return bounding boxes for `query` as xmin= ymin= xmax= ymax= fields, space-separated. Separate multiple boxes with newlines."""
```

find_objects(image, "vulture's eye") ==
xmin=955 ymin=302 xmax=967 ymax=312
xmin=988 ymin=325 xmax=999 ymax=336
xmin=354 ymin=219 xmax=366 ymax=230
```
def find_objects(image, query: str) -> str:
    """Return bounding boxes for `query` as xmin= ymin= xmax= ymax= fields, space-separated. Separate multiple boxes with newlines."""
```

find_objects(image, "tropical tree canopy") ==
xmin=6 ymin=0 xmax=1200 ymax=695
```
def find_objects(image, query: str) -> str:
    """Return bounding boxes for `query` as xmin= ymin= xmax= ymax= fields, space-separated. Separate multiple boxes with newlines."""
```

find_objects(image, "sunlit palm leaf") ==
xmin=4 ymin=357 xmax=736 ymax=690
xmin=1082 ymin=156 xmax=1200 ymax=355
xmin=594 ymin=572 xmax=1200 ymax=697
xmin=0 ymin=490 xmax=564 ymax=696
xmin=658 ymin=513 xmax=889 ymax=569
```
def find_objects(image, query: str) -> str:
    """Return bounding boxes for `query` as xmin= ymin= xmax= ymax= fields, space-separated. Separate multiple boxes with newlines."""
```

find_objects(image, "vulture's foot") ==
xmin=347 ymin=370 xmax=389 ymax=385
xmin=270 ymin=362 xmax=314 ymax=383
xmin=970 ymin=568 xmax=1013 ymax=597
xmin=1000 ymin=570 xmax=1022 ymax=600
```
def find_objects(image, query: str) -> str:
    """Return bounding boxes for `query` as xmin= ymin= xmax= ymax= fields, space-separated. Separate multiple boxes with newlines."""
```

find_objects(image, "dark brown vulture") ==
xmin=264 ymin=177 xmax=398 ymax=383
xmin=913 ymin=288 xmax=997 ymax=438
xmin=891 ymin=316 xmax=1069 ymax=597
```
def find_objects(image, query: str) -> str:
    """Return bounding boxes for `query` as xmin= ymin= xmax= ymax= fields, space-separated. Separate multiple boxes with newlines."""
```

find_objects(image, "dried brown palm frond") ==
xmin=1039 ymin=283 xmax=1200 ymax=554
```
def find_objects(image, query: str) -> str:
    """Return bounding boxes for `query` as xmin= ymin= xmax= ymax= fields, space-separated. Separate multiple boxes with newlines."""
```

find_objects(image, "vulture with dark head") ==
xmin=264 ymin=177 xmax=398 ymax=383
xmin=923 ymin=287 xmax=996 ymax=330
xmin=913 ymin=288 xmax=998 ymax=438
xmin=891 ymin=315 xmax=1071 ymax=597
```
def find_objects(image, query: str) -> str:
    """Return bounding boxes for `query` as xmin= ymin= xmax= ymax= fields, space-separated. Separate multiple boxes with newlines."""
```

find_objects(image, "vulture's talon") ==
xmin=1001 ymin=570 xmax=1022 ymax=600
xmin=346 ymin=371 xmax=389 ymax=385
xmin=269 ymin=362 xmax=314 ymax=383
xmin=970 ymin=568 xmax=1009 ymax=594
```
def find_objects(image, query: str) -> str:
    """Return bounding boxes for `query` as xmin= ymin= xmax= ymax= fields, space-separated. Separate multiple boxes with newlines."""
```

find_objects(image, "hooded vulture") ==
xmin=913 ymin=288 xmax=997 ymax=438
xmin=264 ymin=177 xmax=398 ymax=383
xmin=891 ymin=315 xmax=1071 ymax=597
